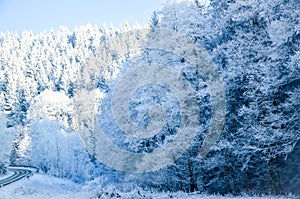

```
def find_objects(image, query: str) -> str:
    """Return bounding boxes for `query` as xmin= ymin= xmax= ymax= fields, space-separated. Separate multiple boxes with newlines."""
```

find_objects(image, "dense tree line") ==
xmin=150 ymin=0 xmax=299 ymax=195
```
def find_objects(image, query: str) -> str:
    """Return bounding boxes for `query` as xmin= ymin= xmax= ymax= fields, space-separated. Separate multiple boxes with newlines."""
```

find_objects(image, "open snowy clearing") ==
xmin=0 ymin=174 xmax=296 ymax=199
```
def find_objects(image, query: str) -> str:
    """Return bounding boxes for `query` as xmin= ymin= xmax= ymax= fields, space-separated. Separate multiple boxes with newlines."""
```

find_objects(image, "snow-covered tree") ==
xmin=154 ymin=0 xmax=300 ymax=195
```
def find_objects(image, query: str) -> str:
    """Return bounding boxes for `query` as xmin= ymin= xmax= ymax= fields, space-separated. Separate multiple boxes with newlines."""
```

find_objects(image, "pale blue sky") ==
xmin=0 ymin=0 xmax=166 ymax=33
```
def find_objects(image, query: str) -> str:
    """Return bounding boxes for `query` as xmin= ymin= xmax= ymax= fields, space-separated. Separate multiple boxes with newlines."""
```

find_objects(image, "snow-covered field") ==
xmin=0 ymin=174 xmax=297 ymax=199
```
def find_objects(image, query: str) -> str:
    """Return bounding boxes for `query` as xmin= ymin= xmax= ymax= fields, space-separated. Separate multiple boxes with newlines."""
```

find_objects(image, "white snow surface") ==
xmin=0 ymin=174 xmax=296 ymax=199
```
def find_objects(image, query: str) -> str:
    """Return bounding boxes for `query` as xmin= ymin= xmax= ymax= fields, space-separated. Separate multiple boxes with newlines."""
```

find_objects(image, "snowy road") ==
xmin=0 ymin=166 xmax=37 ymax=187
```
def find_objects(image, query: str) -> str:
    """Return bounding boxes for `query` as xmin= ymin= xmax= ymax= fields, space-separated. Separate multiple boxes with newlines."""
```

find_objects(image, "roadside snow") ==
xmin=0 ymin=174 xmax=87 ymax=199
xmin=0 ymin=174 xmax=296 ymax=199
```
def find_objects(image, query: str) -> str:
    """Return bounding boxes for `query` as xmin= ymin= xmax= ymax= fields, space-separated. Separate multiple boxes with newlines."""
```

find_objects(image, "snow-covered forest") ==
xmin=0 ymin=0 xmax=299 ymax=196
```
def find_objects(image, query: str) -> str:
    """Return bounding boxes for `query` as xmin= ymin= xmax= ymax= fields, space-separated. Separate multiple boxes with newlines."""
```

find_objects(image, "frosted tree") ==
xmin=136 ymin=0 xmax=300 ymax=194
xmin=28 ymin=119 xmax=94 ymax=181
xmin=0 ymin=112 xmax=16 ymax=174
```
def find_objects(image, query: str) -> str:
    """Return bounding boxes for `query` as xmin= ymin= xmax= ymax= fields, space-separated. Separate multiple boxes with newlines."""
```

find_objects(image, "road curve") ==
xmin=0 ymin=166 xmax=37 ymax=187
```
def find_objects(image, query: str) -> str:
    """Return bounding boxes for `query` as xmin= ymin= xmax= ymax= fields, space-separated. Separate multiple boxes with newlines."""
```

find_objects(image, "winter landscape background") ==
xmin=0 ymin=0 xmax=299 ymax=198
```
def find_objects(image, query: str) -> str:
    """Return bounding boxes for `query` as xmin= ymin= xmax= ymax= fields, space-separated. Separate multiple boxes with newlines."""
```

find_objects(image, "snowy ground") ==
xmin=0 ymin=174 xmax=297 ymax=199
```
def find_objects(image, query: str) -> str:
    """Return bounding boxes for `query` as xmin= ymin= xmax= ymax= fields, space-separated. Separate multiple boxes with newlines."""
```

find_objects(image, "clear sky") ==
xmin=0 ymin=0 xmax=166 ymax=33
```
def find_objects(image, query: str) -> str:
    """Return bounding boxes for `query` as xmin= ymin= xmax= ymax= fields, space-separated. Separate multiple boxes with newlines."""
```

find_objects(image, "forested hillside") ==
xmin=0 ymin=0 xmax=299 ymax=195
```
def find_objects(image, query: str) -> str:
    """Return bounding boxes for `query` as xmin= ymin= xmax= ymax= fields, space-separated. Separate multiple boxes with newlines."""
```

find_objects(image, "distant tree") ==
xmin=149 ymin=11 xmax=160 ymax=32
